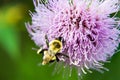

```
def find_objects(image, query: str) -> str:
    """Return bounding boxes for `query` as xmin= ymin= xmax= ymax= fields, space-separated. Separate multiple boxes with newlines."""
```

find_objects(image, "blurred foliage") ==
xmin=0 ymin=0 xmax=120 ymax=80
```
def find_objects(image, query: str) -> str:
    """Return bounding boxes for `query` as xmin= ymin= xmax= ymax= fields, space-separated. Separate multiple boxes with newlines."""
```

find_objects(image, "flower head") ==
xmin=26 ymin=0 xmax=120 ymax=77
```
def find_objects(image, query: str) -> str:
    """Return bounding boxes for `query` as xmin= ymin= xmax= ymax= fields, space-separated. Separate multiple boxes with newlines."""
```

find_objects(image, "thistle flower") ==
xmin=26 ymin=0 xmax=120 ymax=77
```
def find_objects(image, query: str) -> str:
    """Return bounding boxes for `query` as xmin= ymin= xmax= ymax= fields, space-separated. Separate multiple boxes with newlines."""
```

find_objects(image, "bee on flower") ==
xmin=37 ymin=36 xmax=69 ymax=65
xmin=26 ymin=0 xmax=120 ymax=78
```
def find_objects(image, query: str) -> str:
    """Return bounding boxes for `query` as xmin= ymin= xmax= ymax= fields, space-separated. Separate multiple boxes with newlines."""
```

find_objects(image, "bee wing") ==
xmin=56 ymin=53 xmax=69 ymax=62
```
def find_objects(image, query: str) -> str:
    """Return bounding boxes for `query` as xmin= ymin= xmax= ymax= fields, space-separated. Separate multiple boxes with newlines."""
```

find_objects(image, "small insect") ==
xmin=37 ymin=35 xmax=68 ymax=65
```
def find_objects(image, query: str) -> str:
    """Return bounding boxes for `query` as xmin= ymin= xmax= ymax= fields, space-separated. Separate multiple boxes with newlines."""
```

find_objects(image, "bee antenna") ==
xmin=32 ymin=47 xmax=38 ymax=51
xmin=59 ymin=37 xmax=62 ymax=41
xmin=56 ymin=37 xmax=63 ymax=41
xmin=45 ymin=34 xmax=49 ymax=47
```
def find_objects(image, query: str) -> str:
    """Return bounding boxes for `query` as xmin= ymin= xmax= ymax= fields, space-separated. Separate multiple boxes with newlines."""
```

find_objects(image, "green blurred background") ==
xmin=0 ymin=0 xmax=120 ymax=80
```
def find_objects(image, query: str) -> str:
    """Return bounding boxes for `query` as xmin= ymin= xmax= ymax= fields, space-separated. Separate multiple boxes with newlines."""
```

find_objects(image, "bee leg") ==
xmin=56 ymin=56 xmax=60 ymax=62
xmin=37 ymin=48 xmax=48 ymax=55
xmin=49 ymin=56 xmax=59 ymax=63
xmin=49 ymin=57 xmax=59 ymax=63
xmin=37 ymin=47 xmax=43 ymax=54
xmin=45 ymin=35 xmax=49 ymax=47
xmin=49 ymin=60 xmax=55 ymax=63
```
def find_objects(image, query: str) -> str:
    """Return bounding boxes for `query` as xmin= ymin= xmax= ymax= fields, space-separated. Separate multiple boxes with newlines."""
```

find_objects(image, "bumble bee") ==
xmin=37 ymin=35 xmax=68 ymax=65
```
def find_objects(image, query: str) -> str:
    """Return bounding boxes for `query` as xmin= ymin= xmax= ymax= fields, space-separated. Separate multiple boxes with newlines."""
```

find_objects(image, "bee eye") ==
xmin=53 ymin=42 xmax=61 ymax=48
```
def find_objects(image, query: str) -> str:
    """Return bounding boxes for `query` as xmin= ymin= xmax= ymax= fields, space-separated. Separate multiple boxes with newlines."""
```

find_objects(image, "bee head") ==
xmin=49 ymin=39 xmax=62 ymax=53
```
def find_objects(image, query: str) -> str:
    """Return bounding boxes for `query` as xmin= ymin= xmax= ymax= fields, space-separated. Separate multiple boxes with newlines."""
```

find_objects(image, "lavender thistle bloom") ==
xmin=26 ymin=0 xmax=120 ymax=76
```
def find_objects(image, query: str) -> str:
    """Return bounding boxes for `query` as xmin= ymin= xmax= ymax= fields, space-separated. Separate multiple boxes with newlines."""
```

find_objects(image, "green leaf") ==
xmin=0 ymin=22 xmax=20 ymax=60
